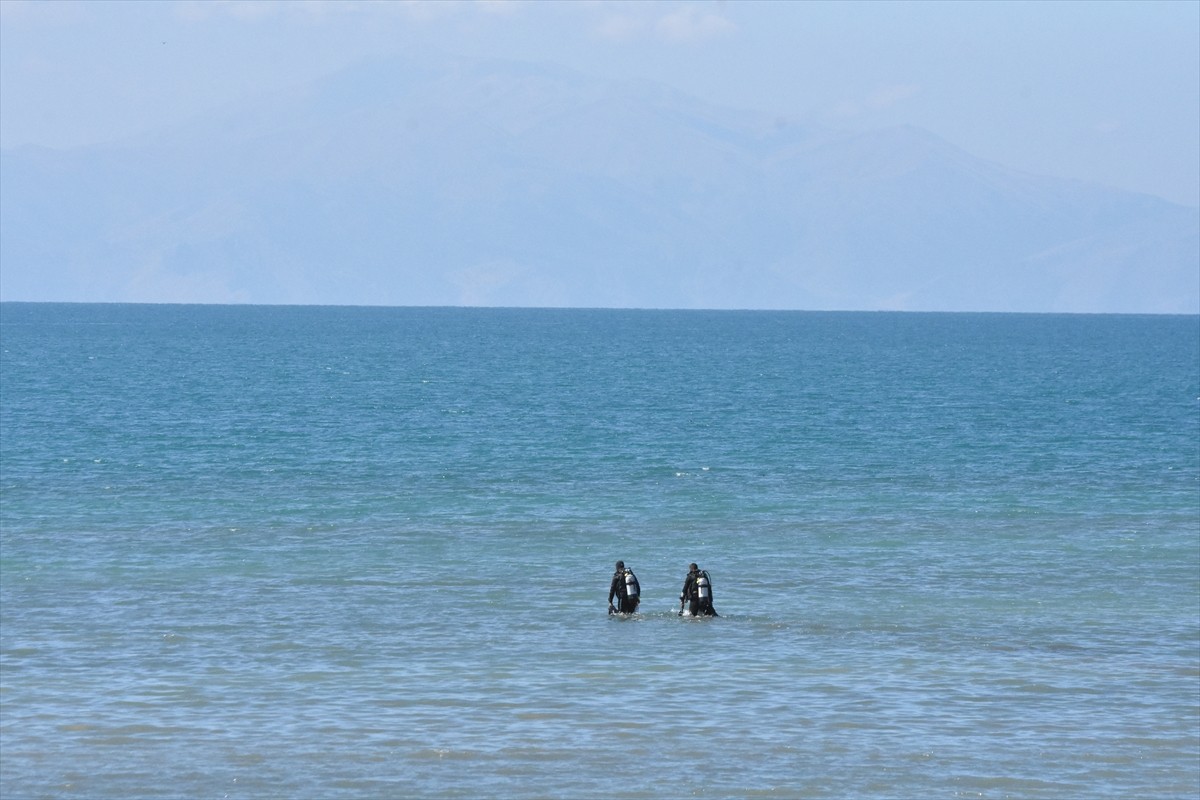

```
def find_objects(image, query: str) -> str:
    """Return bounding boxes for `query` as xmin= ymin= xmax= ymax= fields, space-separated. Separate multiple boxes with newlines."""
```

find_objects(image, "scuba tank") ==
xmin=696 ymin=571 xmax=711 ymax=601
xmin=623 ymin=569 xmax=640 ymax=598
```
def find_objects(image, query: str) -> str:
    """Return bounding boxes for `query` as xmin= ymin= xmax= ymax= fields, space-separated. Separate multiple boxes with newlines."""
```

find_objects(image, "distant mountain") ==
xmin=2 ymin=55 xmax=1196 ymax=312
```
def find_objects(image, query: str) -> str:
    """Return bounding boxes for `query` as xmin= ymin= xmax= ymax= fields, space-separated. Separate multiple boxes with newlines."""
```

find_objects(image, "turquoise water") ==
xmin=1 ymin=303 xmax=1197 ymax=799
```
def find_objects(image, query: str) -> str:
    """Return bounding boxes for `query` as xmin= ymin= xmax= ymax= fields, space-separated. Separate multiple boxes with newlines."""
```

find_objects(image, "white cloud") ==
xmin=654 ymin=6 xmax=736 ymax=43
xmin=593 ymin=4 xmax=735 ymax=44
xmin=476 ymin=0 xmax=523 ymax=16
xmin=175 ymin=0 xmax=464 ymax=24
xmin=595 ymin=13 xmax=646 ymax=42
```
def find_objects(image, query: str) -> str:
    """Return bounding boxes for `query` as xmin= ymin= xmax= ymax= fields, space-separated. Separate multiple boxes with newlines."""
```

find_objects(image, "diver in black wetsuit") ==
xmin=679 ymin=563 xmax=718 ymax=617
xmin=608 ymin=560 xmax=641 ymax=614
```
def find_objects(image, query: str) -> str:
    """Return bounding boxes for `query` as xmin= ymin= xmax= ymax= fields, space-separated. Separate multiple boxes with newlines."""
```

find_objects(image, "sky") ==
xmin=1 ymin=0 xmax=1197 ymax=208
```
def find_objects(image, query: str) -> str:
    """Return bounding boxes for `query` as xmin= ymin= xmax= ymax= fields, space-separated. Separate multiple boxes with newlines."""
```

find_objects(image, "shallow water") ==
xmin=1 ymin=304 xmax=1197 ymax=798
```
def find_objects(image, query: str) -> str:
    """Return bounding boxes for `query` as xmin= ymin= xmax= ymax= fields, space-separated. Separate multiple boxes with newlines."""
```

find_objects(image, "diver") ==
xmin=679 ymin=563 xmax=718 ymax=617
xmin=608 ymin=560 xmax=641 ymax=615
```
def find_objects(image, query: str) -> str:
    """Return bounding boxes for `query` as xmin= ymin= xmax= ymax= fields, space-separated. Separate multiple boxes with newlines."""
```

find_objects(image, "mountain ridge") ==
xmin=2 ymin=55 xmax=1196 ymax=312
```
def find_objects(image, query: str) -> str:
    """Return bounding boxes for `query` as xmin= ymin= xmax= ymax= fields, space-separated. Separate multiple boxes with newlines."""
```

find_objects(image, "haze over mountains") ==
xmin=2 ymin=55 xmax=1196 ymax=312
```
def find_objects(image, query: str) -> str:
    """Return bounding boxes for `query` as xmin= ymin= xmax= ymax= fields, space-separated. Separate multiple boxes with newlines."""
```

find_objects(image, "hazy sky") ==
xmin=1 ymin=0 xmax=1198 ymax=207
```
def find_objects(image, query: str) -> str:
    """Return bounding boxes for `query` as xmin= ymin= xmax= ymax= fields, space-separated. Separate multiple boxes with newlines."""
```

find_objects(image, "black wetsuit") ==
xmin=680 ymin=569 xmax=717 ymax=616
xmin=608 ymin=569 xmax=640 ymax=614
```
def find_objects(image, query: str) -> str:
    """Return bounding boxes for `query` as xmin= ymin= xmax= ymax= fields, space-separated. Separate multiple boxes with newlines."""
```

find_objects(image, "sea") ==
xmin=1 ymin=303 xmax=1197 ymax=800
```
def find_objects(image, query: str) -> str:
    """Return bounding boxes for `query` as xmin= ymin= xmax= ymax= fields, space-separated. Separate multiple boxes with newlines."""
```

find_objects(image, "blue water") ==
xmin=1 ymin=303 xmax=1197 ymax=799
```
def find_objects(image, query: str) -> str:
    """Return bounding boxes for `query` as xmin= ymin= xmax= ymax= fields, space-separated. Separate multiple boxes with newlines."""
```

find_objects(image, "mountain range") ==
xmin=2 ymin=55 xmax=1196 ymax=312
